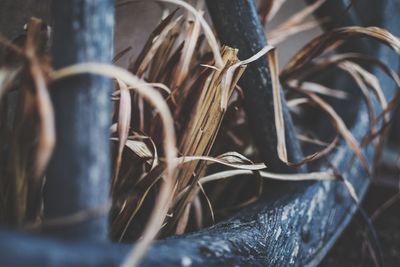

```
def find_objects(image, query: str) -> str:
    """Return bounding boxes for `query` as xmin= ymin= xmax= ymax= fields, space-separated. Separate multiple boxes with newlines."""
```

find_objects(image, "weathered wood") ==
xmin=206 ymin=0 xmax=306 ymax=173
xmin=43 ymin=0 xmax=114 ymax=240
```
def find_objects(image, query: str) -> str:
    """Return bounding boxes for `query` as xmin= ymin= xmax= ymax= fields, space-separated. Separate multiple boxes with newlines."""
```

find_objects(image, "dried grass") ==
xmin=0 ymin=2 xmax=399 ymax=267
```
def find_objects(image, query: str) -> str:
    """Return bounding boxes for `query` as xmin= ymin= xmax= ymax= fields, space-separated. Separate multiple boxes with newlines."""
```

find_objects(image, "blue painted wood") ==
xmin=44 ymin=0 xmax=114 ymax=241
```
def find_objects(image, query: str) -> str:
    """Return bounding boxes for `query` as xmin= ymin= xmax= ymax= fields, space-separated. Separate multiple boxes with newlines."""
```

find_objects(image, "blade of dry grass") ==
xmin=175 ymin=154 xmax=266 ymax=170
xmin=157 ymin=0 xmax=224 ymax=68
xmin=305 ymin=91 xmax=370 ymax=174
xmin=259 ymin=0 xmax=274 ymax=25
xmin=293 ymin=53 xmax=400 ymax=86
xmin=260 ymin=0 xmax=287 ymax=24
xmin=171 ymin=11 xmax=201 ymax=89
xmin=297 ymin=134 xmax=330 ymax=147
xmin=148 ymin=83 xmax=172 ymax=95
xmin=222 ymin=45 xmax=275 ymax=111
xmin=274 ymin=0 xmax=325 ymax=30
xmin=267 ymin=47 xmax=288 ymax=163
xmin=268 ymin=0 xmax=326 ymax=45
xmin=21 ymin=18 xmax=55 ymax=221
xmin=0 ymin=68 xmax=20 ymax=99
xmin=340 ymin=61 xmax=389 ymax=122
xmin=113 ymin=79 xmax=132 ymax=188
xmin=113 ymin=165 xmax=165 ymax=241
xmin=131 ymin=134 xmax=160 ymax=169
xmin=199 ymin=169 xmax=336 ymax=184
xmin=337 ymin=60 xmax=391 ymax=171
xmin=113 ymin=47 xmax=132 ymax=63
xmin=0 ymin=34 xmax=25 ymax=56
xmin=338 ymin=61 xmax=378 ymax=133
xmin=288 ymin=80 xmax=348 ymax=99
xmin=118 ymin=0 xmax=224 ymax=69
xmin=269 ymin=20 xmax=322 ymax=46
xmin=341 ymin=174 xmax=359 ymax=203
xmin=25 ymin=18 xmax=55 ymax=180
xmin=287 ymin=97 xmax=310 ymax=108
xmin=132 ymin=12 xmax=183 ymax=77
xmin=125 ymin=139 xmax=153 ymax=159
xmin=281 ymin=26 xmax=400 ymax=79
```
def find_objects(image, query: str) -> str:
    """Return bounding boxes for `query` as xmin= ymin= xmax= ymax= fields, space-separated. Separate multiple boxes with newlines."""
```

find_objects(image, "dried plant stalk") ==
xmin=170 ymin=47 xmax=245 ymax=232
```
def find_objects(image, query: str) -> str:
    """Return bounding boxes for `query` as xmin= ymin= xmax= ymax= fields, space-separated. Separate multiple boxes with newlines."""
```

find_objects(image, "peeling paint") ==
xmin=289 ymin=243 xmax=300 ymax=264
xmin=208 ymin=240 xmax=231 ymax=257
xmin=181 ymin=256 xmax=192 ymax=267
xmin=275 ymin=226 xmax=282 ymax=240
xmin=281 ymin=208 xmax=290 ymax=221
xmin=306 ymin=187 xmax=326 ymax=223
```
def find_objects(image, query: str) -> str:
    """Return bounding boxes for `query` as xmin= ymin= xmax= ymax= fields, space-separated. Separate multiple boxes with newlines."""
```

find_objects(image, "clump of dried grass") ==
xmin=0 ymin=1 xmax=400 ymax=266
xmin=0 ymin=17 xmax=52 ymax=225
